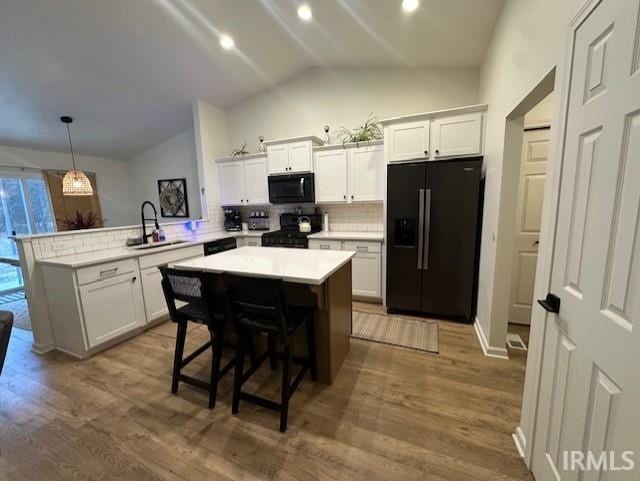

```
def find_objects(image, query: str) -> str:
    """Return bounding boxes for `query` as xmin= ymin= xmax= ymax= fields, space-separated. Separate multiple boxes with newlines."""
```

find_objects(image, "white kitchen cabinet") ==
xmin=236 ymin=236 xmax=260 ymax=247
xmin=218 ymin=160 xmax=245 ymax=206
xmin=266 ymin=144 xmax=289 ymax=174
xmin=349 ymin=144 xmax=384 ymax=202
xmin=217 ymin=155 xmax=269 ymax=206
xmin=308 ymin=238 xmax=382 ymax=300
xmin=287 ymin=141 xmax=313 ymax=173
xmin=350 ymin=253 xmax=381 ymax=299
xmin=387 ymin=120 xmax=430 ymax=162
xmin=265 ymin=136 xmax=323 ymax=175
xmin=431 ymin=112 xmax=483 ymax=159
xmin=79 ymin=272 xmax=145 ymax=349
xmin=243 ymin=157 xmax=269 ymax=205
xmin=314 ymin=149 xmax=348 ymax=203
xmin=314 ymin=142 xmax=384 ymax=203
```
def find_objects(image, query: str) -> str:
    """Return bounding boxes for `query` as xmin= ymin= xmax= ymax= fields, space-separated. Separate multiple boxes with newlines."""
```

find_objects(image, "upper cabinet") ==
xmin=387 ymin=120 xmax=430 ymax=162
xmin=265 ymin=136 xmax=323 ymax=175
xmin=314 ymin=141 xmax=384 ymax=203
xmin=431 ymin=112 xmax=483 ymax=159
xmin=217 ymin=154 xmax=269 ymax=206
xmin=383 ymin=105 xmax=486 ymax=163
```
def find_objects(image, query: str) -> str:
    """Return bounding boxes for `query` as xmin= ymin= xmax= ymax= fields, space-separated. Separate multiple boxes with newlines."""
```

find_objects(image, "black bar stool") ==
xmin=160 ymin=266 xmax=234 ymax=409
xmin=0 ymin=311 xmax=13 ymax=377
xmin=222 ymin=274 xmax=317 ymax=432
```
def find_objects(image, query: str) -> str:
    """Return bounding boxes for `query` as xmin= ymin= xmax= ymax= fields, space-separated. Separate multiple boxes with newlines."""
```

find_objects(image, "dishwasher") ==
xmin=203 ymin=237 xmax=237 ymax=256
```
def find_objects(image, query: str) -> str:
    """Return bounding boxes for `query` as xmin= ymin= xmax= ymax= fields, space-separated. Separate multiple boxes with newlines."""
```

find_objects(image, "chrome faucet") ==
xmin=141 ymin=201 xmax=160 ymax=244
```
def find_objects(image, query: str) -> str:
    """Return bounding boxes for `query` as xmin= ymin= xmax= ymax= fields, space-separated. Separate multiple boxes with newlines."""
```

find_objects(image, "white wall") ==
xmin=524 ymin=92 xmax=554 ymax=127
xmin=128 ymin=129 xmax=201 ymax=220
xmin=0 ymin=143 xmax=135 ymax=226
xmin=192 ymin=100 xmax=229 ymax=227
xmin=226 ymin=67 xmax=480 ymax=149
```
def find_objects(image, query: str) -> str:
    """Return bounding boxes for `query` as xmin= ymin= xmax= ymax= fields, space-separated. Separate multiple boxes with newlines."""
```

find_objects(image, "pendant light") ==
xmin=60 ymin=116 xmax=93 ymax=196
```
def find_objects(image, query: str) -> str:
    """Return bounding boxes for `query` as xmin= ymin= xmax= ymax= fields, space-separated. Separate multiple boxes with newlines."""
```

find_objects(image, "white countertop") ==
xmin=174 ymin=246 xmax=355 ymax=285
xmin=36 ymin=231 xmax=274 ymax=268
xmin=308 ymin=231 xmax=384 ymax=242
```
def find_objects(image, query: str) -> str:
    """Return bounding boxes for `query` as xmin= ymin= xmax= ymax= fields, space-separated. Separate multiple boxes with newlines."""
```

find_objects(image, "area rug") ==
xmin=1 ymin=298 xmax=31 ymax=331
xmin=352 ymin=309 xmax=438 ymax=353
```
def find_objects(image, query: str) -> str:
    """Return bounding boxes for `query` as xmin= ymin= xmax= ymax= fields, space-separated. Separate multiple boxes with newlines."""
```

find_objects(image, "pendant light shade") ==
xmin=60 ymin=116 xmax=93 ymax=196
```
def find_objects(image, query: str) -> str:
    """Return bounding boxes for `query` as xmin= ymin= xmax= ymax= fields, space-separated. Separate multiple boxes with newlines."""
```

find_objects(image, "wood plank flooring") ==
xmin=0 ymin=304 xmax=533 ymax=481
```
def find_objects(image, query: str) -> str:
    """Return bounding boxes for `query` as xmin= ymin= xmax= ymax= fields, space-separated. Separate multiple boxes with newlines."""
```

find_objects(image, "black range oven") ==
xmin=268 ymin=173 xmax=315 ymax=204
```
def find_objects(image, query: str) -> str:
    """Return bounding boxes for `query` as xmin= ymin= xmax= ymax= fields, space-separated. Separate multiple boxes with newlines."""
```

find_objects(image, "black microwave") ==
xmin=268 ymin=172 xmax=315 ymax=204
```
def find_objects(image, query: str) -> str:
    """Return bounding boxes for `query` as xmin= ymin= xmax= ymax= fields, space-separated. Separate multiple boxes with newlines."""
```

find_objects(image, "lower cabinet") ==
xmin=236 ymin=236 xmax=261 ymax=247
xmin=308 ymin=239 xmax=382 ymax=300
xmin=79 ymin=273 xmax=146 ymax=348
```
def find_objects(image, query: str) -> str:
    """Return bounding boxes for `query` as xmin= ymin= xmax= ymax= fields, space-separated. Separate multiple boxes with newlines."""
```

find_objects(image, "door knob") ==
xmin=533 ymin=240 xmax=540 ymax=246
xmin=424 ymin=150 xmax=429 ymax=156
xmin=435 ymin=149 xmax=440 ymax=155
xmin=537 ymin=293 xmax=560 ymax=313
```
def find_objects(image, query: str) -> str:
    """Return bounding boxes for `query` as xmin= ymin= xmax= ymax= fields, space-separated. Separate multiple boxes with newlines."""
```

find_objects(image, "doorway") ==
xmin=508 ymin=94 xmax=553 ymax=330
xmin=0 ymin=169 xmax=55 ymax=297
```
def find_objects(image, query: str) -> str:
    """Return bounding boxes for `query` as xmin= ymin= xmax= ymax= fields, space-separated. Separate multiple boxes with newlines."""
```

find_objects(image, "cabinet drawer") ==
xmin=138 ymin=245 xmax=203 ymax=269
xmin=343 ymin=241 xmax=381 ymax=254
xmin=309 ymin=239 xmax=342 ymax=251
xmin=76 ymin=258 xmax=137 ymax=286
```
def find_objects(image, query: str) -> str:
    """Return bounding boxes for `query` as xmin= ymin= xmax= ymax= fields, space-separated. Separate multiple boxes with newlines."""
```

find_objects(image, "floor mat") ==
xmin=352 ymin=309 xmax=438 ymax=353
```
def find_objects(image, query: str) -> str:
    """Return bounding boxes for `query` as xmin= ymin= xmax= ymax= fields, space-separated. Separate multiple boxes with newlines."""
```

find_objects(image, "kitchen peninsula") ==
xmin=174 ymin=246 xmax=355 ymax=384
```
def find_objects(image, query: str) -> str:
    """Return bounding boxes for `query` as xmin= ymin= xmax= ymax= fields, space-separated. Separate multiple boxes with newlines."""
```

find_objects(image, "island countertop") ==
xmin=173 ymin=246 xmax=355 ymax=285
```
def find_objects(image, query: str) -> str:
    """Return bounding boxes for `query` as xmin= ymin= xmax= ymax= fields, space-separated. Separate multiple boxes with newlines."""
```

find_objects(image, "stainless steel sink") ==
xmin=130 ymin=240 xmax=188 ymax=250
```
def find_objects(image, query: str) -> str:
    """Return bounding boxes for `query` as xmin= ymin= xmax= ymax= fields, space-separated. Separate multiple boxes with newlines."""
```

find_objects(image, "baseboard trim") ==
xmin=31 ymin=341 xmax=55 ymax=355
xmin=473 ymin=318 xmax=509 ymax=359
xmin=513 ymin=427 xmax=526 ymax=459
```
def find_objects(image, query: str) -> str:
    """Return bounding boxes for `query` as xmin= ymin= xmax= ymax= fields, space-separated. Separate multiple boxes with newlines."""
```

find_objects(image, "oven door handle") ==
xmin=300 ymin=178 xmax=305 ymax=196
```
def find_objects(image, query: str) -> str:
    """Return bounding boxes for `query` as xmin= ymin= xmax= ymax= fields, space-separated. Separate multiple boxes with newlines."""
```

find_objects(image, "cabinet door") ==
xmin=79 ymin=273 xmax=145 ymax=348
xmin=349 ymin=144 xmax=384 ymax=202
xmin=218 ymin=160 xmax=245 ymax=206
xmin=287 ymin=141 xmax=313 ymax=173
xmin=351 ymin=253 xmax=381 ymax=298
xmin=387 ymin=120 xmax=430 ymax=162
xmin=141 ymin=267 xmax=167 ymax=323
xmin=243 ymin=157 xmax=269 ymax=205
xmin=431 ymin=112 xmax=482 ymax=159
xmin=236 ymin=237 xmax=247 ymax=247
xmin=314 ymin=148 xmax=348 ymax=203
xmin=267 ymin=144 xmax=289 ymax=174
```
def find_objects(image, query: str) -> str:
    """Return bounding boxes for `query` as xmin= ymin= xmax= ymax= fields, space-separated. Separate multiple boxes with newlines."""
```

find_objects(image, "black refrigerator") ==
xmin=386 ymin=157 xmax=482 ymax=321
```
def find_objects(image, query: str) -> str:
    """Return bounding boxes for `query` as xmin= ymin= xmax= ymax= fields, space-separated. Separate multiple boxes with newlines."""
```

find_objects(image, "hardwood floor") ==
xmin=0 ymin=305 xmax=533 ymax=481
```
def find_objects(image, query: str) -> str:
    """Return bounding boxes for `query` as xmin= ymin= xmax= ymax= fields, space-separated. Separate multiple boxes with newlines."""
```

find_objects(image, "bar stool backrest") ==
xmin=222 ymin=274 xmax=289 ymax=338
xmin=0 ymin=311 xmax=13 ymax=377
xmin=159 ymin=266 xmax=217 ymax=329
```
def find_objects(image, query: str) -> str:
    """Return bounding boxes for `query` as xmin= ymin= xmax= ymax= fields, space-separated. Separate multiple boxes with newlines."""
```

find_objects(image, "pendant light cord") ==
xmin=66 ymin=123 xmax=77 ymax=170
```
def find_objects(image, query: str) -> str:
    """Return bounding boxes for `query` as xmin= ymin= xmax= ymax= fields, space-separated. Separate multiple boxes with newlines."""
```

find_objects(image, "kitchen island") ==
xmin=174 ymin=246 xmax=355 ymax=384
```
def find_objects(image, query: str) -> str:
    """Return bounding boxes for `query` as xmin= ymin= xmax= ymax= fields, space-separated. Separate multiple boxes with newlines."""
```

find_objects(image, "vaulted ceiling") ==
xmin=0 ymin=0 xmax=504 ymax=159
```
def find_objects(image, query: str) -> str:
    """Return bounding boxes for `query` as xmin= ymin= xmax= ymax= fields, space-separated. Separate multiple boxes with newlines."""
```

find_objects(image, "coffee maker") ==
xmin=224 ymin=209 xmax=242 ymax=231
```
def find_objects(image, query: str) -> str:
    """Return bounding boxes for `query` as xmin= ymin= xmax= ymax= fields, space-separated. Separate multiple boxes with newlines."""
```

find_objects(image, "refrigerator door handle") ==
xmin=423 ymin=189 xmax=431 ymax=270
xmin=417 ymin=188 xmax=425 ymax=269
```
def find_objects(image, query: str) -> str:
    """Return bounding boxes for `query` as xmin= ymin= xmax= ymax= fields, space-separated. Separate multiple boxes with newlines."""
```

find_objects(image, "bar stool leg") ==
xmin=232 ymin=333 xmax=246 ymax=415
xmin=209 ymin=328 xmax=223 ymax=409
xmin=268 ymin=335 xmax=277 ymax=371
xmin=172 ymin=320 xmax=187 ymax=394
xmin=280 ymin=344 xmax=291 ymax=433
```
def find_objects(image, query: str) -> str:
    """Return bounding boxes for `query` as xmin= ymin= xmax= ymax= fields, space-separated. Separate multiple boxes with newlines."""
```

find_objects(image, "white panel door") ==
xmin=267 ymin=144 xmax=289 ymax=174
xmin=287 ymin=141 xmax=313 ymax=173
xmin=314 ymin=148 xmax=348 ymax=203
xmin=218 ymin=160 xmax=245 ymax=206
xmin=387 ymin=120 xmax=430 ymax=162
xmin=509 ymin=128 xmax=549 ymax=325
xmin=431 ymin=112 xmax=483 ymax=159
xmin=533 ymin=1 xmax=640 ymax=479
xmin=349 ymin=144 xmax=384 ymax=202
xmin=79 ymin=273 xmax=145 ymax=348
xmin=243 ymin=157 xmax=269 ymax=205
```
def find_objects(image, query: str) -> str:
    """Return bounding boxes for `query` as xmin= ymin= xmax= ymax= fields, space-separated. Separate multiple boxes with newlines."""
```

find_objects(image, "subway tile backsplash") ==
xmin=22 ymin=202 xmax=382 ymax=261
xmin=239 ymin=203 xmax=383 ymax=232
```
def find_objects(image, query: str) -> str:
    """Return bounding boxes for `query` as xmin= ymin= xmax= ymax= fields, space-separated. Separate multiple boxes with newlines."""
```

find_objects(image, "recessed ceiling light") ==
xmin=297 ymin=4 xmax=312 ymax=21
xmin=220 ymin=34 xmax=234 ymax=50
xmin=402 ymin=0 xmax=419 ymax=13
